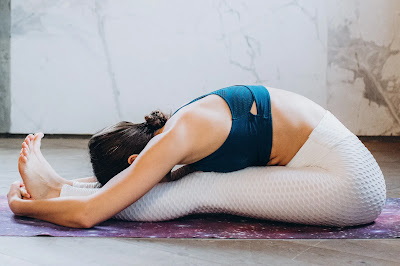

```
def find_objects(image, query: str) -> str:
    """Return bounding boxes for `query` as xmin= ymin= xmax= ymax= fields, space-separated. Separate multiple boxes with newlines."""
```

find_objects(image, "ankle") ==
xmin=52 ymin=176 xmax=73 ymax=188
xmin=48 ymin=186 xmax=62 ymax=199
xmin=48 ymin=179 xmax=73 ymax=198
xmin=59 ymin=178 xmax=73 ymax=187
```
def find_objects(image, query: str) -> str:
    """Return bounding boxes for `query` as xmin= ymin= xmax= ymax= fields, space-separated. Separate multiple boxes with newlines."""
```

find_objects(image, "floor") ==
xmin=0 ymin=137 xmax=399 ymax=265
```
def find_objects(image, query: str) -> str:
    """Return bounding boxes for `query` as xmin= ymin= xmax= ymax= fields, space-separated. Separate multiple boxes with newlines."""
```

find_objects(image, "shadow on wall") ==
xmin=0 ymin=0 xmax=11 ymax=133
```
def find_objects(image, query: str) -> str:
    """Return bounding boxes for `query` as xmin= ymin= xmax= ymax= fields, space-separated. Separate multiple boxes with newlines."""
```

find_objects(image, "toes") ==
xmin=22 ymin=148 xmax=28 ymax=156
xmin=18 ymin=155 xmax=27 ymax=164
xmin=27 ymin=134 xmax=37 ymax=149
xmin=21 ymin=142 xmax=30 ymax=154
xmin=35 ymin=132 xmax=44 ymax=139
xmin=33 ymin=132 xmax=44 ymax=150
xmin=23 ymin=139 xmax=30 ymax=150
xmin=24 ymin=134 xmax=33 ymax=142
xmin=24 ymin=134 xmax=34 ymax=146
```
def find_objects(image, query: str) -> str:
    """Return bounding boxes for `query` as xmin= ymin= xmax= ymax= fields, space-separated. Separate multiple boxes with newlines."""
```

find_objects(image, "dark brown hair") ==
xmin=88 ymin=110 xmax=169 ymax=186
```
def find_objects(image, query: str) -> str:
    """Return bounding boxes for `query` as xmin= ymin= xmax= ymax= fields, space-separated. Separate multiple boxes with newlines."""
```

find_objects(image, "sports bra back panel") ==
xmin=172 ymin=85 xmax=273 ymax=173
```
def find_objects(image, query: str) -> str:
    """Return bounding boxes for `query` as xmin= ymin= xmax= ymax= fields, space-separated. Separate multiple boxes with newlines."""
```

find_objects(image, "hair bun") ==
xmin=144 ymin=110 xmax=169 ymax=131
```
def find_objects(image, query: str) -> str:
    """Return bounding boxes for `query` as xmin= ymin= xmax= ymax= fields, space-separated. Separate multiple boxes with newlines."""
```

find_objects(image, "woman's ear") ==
xmin=128 ymin=154 xmax=139 ymax=165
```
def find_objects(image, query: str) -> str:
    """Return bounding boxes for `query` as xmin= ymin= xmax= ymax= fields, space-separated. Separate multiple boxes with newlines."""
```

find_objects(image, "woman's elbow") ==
xmin=74 ymin=200 xmax=97 ymax=229
xmin=77 ymin=217 xmax=95 ymax=229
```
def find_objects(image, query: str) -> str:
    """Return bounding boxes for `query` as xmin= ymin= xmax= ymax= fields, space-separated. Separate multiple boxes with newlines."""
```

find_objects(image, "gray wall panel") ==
xmin=0 ymin=0 xmax=11 ymax=133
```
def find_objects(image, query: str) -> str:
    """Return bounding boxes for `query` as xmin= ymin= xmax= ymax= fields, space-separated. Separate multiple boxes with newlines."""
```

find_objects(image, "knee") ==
xmin=332 ymin=182 xmax=386 ymax=226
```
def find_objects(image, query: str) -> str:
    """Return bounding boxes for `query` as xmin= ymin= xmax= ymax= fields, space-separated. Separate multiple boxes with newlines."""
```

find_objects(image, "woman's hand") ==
xmin=7 ymin=181 xmax=30 ymax=215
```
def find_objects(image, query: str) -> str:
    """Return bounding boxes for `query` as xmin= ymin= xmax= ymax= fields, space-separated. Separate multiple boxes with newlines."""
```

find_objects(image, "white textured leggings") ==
xmin=60 ymin=111 xmax=386 ymax=226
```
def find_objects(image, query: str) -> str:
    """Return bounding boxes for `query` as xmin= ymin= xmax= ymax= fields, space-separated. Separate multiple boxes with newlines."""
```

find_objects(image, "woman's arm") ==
xmin=9 ymin=125 xmax=190 ymax=228
xmin=9 ymin=191 xmax=91 ymax=228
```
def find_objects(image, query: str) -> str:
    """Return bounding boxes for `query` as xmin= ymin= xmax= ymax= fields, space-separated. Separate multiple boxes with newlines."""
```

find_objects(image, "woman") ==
xmin=8 ymin=85 xmax=386 ymax=228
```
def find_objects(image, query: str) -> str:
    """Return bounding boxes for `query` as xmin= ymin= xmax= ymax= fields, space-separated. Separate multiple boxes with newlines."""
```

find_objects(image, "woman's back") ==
xmin=166 ymin=86 xmax=326 ymax=167
xmin=268 ymin=87 xmax=326 ymax=165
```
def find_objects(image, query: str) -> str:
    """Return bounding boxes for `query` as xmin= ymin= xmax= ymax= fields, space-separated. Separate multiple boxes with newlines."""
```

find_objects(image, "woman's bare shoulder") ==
xmin=166 ymin=109 xmax=214 ymax=147
xmin=166 ymin=100 xmax=232 ymax=164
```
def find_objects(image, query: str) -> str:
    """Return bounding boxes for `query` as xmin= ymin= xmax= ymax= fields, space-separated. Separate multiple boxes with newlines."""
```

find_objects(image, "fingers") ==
xmin=8 ymin=181 xmax=24 ymax=202
xmin=20 ymin=186 xmax=31 ymax=199
xmin=12 ymin=180 xmax=22 ymax=187
xmin=10 ymin=181 xmax=31 ymax=199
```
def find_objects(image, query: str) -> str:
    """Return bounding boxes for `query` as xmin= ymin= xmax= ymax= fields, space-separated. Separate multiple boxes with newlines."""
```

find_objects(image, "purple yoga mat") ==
xmin=1 ymin=196 xmax=399 ymax=239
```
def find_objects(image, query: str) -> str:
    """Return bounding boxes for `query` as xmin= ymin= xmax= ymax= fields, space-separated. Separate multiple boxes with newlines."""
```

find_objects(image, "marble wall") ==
xmin=327 ymin=0 xmax=400 ymax=135
xmin=0 ymin=0 xmax=11 ymax=133
xmin=9 ymin=0 xmax=327 ymax=134
xmin=8 ymin=0 xmax=400 ymax=135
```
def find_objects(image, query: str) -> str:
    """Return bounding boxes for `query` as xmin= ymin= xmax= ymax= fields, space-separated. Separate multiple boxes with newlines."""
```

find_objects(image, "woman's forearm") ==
xmin=11 ymin=196 xmax=91 ymax=228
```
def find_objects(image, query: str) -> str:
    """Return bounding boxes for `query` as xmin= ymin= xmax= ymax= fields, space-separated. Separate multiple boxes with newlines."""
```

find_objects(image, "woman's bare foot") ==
xmin=18 ymin=133 xmax=72 ymax=199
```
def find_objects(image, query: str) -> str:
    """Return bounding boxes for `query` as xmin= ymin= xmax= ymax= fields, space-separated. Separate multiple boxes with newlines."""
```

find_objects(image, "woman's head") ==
xmin=88 ymin=110 xmax=169 ymax=186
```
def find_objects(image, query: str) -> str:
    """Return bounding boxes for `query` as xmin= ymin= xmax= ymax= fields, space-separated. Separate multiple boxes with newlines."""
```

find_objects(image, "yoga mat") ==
xmin=1 ymin=196 xmax=399 ymax=239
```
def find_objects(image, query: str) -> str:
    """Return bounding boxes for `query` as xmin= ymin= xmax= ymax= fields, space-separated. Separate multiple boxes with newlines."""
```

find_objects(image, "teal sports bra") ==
xmin=173 ymin=85 xmax=273 ymax=172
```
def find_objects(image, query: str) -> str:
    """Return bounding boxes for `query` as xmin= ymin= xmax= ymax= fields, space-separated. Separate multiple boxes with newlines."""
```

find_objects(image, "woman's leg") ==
xmin=71 ymin=181 xmax=102 ymax=188
xmin=61 ymin=166 xmax=343 ymax=224
xmin=60 ymin=147 xmax=384 ymax=227
xmin=60 ymin=111 xmax=386 ymax=226
xmin=72 ymin=176 xmax=99 ymax=183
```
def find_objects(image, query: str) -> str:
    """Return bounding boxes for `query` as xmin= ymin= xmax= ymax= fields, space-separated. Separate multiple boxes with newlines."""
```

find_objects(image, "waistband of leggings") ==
xmin=286 ymin=111 xmax=355 ymax=167
xmin=307 ymin=110 xmax=354 ymax=149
